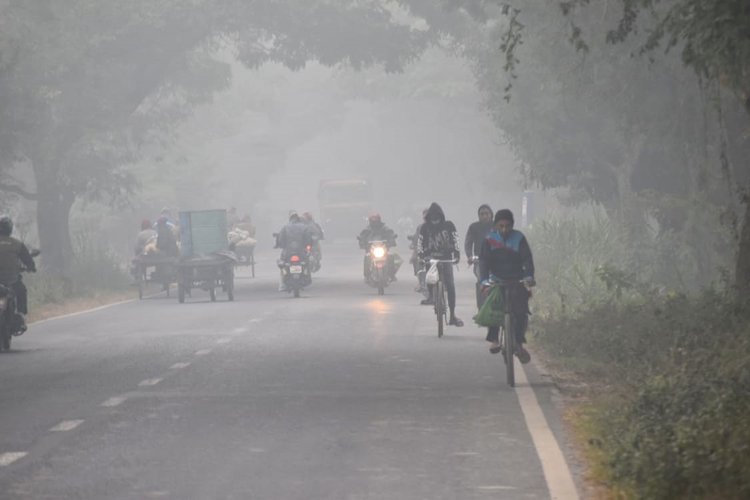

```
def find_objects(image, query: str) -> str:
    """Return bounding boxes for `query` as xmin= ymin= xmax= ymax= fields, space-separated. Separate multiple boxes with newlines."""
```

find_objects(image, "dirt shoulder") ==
xmin=28 ymin=289 xmax=135 ymax=324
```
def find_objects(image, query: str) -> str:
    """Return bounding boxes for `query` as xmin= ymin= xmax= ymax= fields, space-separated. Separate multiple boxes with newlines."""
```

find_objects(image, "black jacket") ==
xmin=417 ymin=203 xmax=460 ymax=262
xmin=358 ymin=222 xmax=397 ymax=249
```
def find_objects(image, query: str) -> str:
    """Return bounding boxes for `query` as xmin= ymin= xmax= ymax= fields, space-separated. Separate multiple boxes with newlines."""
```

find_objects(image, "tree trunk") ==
xmin=735 ymin=199 xmax=750 ymax=293
xmin=35 ymin=173 xmax=75 ymax=278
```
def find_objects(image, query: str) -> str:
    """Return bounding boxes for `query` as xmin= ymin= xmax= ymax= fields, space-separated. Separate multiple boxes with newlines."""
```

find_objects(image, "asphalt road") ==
xmin=0 ymin=243 xmax=581 ymax=500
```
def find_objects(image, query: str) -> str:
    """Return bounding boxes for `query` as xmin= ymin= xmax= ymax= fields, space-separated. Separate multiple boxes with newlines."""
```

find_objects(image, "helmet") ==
xmin=288 ymin=210 xmax=300 ymax=222
xmin=368 ymin=212 xmax=381 ymax=224
xmin=0 ymin=216 xmax=12 ymax=236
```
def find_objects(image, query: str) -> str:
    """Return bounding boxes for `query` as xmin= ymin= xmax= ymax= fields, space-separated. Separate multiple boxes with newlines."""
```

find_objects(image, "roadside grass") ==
xmin=527 ymin=212 xmax=749 ymax=499
xmin=532 ymin=288 xmax=750 ymax=499
xmin=26 ymin=228 xmax=133 ymax=322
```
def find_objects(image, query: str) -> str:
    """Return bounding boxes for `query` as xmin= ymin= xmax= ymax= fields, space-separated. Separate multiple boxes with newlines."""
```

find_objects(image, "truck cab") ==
xmin=318 ymin=179 xmax=372 ymax=240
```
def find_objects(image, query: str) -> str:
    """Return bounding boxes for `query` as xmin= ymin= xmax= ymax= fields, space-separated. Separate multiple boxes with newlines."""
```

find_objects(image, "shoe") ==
xmin=12 ymin=315 xmax=27 ymax=336
xmin=515 ymin=345 xmax=531 ymax=364
xmin=489 ymin=343 xmax=502 ymax=354
xmin=449 ymin=316 xmax=464 ymax=327
xmin=420 ymin=298 xmax=434 ymax=306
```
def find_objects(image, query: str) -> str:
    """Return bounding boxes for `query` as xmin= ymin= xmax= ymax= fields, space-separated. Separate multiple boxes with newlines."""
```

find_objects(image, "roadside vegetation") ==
xmin=528 ymin=212 xmax=750 ymax=499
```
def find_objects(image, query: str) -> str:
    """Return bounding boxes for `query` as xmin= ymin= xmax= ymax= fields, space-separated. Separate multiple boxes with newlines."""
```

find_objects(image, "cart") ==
xmin=132 ymin=254 xmax=178 ymax=299
xmin=177 ymin=209 xmax=236 ymax=304
xmin=176 ymin=253 xmax=236 ymax=303
xmin=232 ymin=244 xmax=256 ymax=277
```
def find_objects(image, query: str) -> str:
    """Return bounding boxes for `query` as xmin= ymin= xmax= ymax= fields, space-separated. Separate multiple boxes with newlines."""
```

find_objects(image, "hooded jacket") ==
xmin=417 ymin=203 xmax=460 ymax=262
xmin=464 ymin=204 xmax=493 ymax=258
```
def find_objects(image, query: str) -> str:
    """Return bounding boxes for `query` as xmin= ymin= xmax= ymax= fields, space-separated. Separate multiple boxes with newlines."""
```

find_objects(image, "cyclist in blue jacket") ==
xmin=478 ymin=209 xmax=535 ymax=362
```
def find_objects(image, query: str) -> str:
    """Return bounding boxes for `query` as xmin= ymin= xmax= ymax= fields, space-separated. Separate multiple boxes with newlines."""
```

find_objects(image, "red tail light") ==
xmin=290 ymin=255 xmax=300 ymax=263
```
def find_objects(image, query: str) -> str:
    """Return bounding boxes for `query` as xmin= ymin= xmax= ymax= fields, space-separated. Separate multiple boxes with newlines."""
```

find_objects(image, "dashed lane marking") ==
xmin=516 ymin=364 xmax=580 ymax=500
xmin=101 ymin=396 xmax=127 ymax=407
xmin=216 ymin=338 xmax=233 ymax=345
xmin=0 ymin=452 xmax=27 ymax=466
xmin=49 ymin=420 xmax=84 ymax=432
xmin=233 ymin=327 xmax=248 ymax=333
xmin=194 ymin=349 xmax=212 ymax=356
xmin=170 ymin=362 xmax=191 ymax=369
xmin=138 ymin=378 xmax=163 ymax=387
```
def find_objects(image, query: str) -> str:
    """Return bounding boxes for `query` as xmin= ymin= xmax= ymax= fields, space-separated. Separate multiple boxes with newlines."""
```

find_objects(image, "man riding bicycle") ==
xmin=478 ymin=209 xmax=535 ymax=362
xmin=465 ymin=204 xmax=493 ymax=310
xmin=417 ymin=202 xmax=463 ymax=327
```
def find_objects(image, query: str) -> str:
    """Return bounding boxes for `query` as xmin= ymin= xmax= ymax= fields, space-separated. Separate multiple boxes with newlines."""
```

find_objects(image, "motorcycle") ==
xmin=365 ymin=240 xmax=391 ymax=295
xmin=279 ymin=251 xmax=312 ymax=298
xmin=0 ymin=249 xmax=39 ymax=351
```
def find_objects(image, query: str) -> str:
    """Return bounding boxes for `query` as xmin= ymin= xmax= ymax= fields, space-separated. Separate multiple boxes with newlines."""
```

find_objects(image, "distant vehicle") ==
xmin=318 ymin=179 xmax=372 ymax=239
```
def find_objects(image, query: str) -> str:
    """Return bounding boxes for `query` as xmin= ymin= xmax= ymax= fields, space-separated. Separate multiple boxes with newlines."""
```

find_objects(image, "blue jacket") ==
xmin=478 ymin=229 xmax=534 ymax=281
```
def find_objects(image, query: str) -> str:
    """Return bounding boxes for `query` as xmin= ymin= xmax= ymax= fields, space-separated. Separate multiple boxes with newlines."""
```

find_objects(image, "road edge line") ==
xmin=516 ymin=364 xmax=580 ymax=500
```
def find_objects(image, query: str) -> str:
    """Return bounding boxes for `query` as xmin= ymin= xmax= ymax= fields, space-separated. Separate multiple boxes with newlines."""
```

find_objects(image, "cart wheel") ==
xmin=178 ymin=284 xmax=186 ymax=303
xmin=138 ymin=283 xmax=144 ymax=300
xmin=165 ymin=283 xmax=170 ymax=297
xmin=209 ymin=288 xmax=216 ymax=302
xmin=227 ymin=281 xmax=234 ymax=301
xmin=251 ymin=258 xmax=256 ymax=278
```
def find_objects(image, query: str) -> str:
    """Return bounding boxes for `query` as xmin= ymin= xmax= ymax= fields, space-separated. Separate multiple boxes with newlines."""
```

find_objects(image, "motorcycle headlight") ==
xmin=0 ymin=297 xmax=7 ymax=311
xmin=372 ymin=246 xmax=386 ymax=259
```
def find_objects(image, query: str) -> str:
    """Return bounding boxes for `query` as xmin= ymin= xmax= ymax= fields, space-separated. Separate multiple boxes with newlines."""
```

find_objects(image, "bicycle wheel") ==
xmin=504 ymin=310 xmax=515 ymax=387
xmin=436 ymin=281 xmax=445 ymax=338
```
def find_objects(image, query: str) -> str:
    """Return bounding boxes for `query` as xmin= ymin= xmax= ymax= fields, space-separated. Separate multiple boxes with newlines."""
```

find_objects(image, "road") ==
xmin=0 ymin=244 xmax=580 ymax=499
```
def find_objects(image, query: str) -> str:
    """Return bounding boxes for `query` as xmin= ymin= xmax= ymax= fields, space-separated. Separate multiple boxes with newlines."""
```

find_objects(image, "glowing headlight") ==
xmin=0 ymin=298 xmax=7 ymax=311
xmin=372 ymin=246 xmax=386 ymax=259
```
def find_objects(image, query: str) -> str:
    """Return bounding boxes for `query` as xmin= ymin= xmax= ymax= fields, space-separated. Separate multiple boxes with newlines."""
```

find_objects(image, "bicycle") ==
xmin=426 ymin=258 xmax=458 ymax=338
xmin=485 ymin=277 xmax=532 ymax=387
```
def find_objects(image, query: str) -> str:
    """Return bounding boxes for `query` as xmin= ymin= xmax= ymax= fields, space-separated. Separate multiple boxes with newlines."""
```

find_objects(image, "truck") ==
xmin=317 ymin=178 xmax=372 ymax=239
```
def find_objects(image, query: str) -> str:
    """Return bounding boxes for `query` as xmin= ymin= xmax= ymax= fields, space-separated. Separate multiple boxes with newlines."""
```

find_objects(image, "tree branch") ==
xmin=0 ymin=182 xmax=38 ymax=200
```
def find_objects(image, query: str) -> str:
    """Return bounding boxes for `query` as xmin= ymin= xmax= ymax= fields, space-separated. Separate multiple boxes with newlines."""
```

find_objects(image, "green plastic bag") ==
xmin=474 ymin=286 xmax=506 ymax=327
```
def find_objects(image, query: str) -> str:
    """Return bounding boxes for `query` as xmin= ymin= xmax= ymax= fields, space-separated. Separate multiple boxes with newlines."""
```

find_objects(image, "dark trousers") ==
xmin=485 ymin=284 xmax=529 ymax=344
xmin=428 ymin=263 xmax=456 ymax=313
xmin=11 ymin=280 xmax=28 ymax=314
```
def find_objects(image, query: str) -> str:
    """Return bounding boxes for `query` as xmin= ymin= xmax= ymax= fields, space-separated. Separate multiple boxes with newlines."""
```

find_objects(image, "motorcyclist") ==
xmin=275 ymin=211 xmax=314 ymax=291
xmin=302 ymin=212 xmax=324 ymax=272
xmin=417 ymin=202 xmax=463 ymax=327
xmin=358 ymin=212 xmax=399 ymax=282
xmin=465 ymin=204 xmax=494 ymax=310
xmin=0 ymin=216 xmax=37 ymax=333
xmin=478 ymin=209 xmax=535 ymax=362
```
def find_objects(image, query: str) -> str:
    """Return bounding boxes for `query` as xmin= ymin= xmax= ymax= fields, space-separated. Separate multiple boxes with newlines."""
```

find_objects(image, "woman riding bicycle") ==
xmin=478 ymin=209 xmax=535 ymax=361
xmin=417 ymin=202 xmax=463 ymax=327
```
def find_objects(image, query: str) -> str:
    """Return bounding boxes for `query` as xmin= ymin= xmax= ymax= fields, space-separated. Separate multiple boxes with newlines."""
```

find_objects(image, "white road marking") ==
xmin=249 ymin=318 xmax=263 ymax=323
xmin=101 ymin=396 xmax=127 ymax=407
xmin=475 ymin=485 xmax=517 ymax=491
xmin=516 ymin=365 xmax=580 ymax=500
xmin=233 ymin=327 xmax=248 ymax=333
xmin=194 ymin=349 xmax=212 ymax=356
xmin=0 ymin=452 xmax=27 ymax=466
xmin=216 ymin=338 xmax=233 ymax=345
xmin=452 ymin=452 xmax=480 ymax=457
xmin=138 ymin=378 xmax=163 ymax=387
xmin=170 ymin=362 xmax=191 ymax=369
xmin=49 ymin=420 xmax=84 ymax=432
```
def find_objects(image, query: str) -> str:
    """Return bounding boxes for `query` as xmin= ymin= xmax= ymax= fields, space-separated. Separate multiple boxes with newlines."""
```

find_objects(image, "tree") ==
xmin=0 ymin=0 xmax=429 ymax=275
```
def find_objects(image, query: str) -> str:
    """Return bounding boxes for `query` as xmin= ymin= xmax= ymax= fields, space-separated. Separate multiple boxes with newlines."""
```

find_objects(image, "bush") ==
xmin=536 ymin=291 xmax=750 ymax=499
xmin=27 ymin=227 xmax=128 ymax=308
xmin=606 ymin=332 xmax=750 ymax=499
